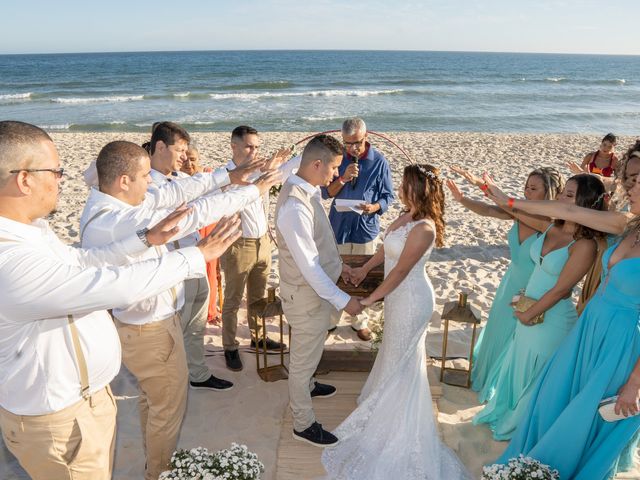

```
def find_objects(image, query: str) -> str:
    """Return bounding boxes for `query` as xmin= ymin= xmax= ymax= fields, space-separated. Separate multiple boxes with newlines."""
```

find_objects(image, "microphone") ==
xmin=351 ymin=155 xmax=358 ymax=188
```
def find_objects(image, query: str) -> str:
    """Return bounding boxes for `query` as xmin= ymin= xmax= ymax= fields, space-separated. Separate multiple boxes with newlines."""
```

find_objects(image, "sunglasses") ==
xmin=9 ymin=168 xmax=65 ymax=179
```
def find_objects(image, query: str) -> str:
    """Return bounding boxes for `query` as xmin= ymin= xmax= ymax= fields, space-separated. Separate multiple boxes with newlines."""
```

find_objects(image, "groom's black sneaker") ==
xmin=249 ymin=337 xmax=286 ymax=351
xmin=293 ymin=422 xmax=338 ymax=447
xmin=310 ymin=382 xmax=336 ymax=399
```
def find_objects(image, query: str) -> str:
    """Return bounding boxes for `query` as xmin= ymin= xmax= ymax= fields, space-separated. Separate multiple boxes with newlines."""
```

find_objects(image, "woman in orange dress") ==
xmin=181 ymin=144 xmax=222 ymax=323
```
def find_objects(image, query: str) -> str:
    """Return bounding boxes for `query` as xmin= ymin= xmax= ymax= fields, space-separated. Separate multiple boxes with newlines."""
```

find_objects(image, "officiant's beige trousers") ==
xmin=0 ymin=387 xmax=116 ymax=480
xmin=116 ymin=315 xmax=188 ymax=480
xmin=337 ymin=240 xmax=377 ymax=330
xmin=281 ymin=282 xmax=340 ymax=431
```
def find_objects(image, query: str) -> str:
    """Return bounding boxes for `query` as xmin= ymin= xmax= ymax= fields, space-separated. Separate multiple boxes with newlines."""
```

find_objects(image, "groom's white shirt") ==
xmin=276 ymin=175 xmax=350 ymax=311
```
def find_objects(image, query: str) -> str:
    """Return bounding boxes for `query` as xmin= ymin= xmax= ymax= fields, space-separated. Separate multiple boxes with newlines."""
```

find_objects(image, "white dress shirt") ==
xmin=0 ymin=215 xmax=205 ymax=415
xmin=225 ymin=159 xmax=269 ymax=239
xmin=81 ymin=173 xmax=260 ymax=324
xmin=276 ymin=175 xmax=350 ymax=310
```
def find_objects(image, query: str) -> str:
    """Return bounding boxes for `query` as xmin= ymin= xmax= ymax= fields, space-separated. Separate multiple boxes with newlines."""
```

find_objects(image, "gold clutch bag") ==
xmin=513 ymin=293 xmax=545 ymax=325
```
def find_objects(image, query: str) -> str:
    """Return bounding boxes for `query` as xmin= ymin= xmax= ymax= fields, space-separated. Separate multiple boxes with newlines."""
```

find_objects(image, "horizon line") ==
xmin=1 ymin=48 xmax=639 ymax=57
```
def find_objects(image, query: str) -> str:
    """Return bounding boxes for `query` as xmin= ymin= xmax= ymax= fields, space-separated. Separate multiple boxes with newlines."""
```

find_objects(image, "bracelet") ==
xmin=507 ymin=197 xmax=515 ymax=209
xmin=480 ymin=183 xmax=489 ymax=192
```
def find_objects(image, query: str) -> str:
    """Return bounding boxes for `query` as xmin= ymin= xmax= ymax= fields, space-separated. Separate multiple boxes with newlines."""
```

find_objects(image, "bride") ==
xmin=321 ymin=164 xmax=472 ymax=480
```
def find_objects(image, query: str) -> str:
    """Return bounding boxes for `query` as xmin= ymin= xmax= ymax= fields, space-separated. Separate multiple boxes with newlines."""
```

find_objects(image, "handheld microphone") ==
xmin=351 ymin=156 xmax=358 ymax=188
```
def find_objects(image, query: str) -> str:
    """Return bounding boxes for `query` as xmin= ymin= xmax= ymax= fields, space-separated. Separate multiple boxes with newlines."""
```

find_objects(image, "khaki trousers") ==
xmin=116 ymin=315 xmax=188 ymax=480
xmin=221 ymin=235 xmax=271 ymax=350
xmin=337 ymin=240 xmax=377 ymax=330
xmin=180 ymin=276 xmax=211 ymax=382
xmin=280 ymin=281 xmax=340 ymax=431
xmin=0 ymin=387 xmax=116 ymax=480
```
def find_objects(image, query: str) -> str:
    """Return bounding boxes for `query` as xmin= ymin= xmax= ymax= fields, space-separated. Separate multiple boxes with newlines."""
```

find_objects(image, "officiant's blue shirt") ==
xmin=321 ymin=145 xmax=394 ymax=245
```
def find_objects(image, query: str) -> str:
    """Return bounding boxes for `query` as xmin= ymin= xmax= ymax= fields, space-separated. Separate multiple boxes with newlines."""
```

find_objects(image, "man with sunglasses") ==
xmin=0 ymin=121 xmax=241 ymax=480
xmin=321 ymin=117 xmax=394 ymax=341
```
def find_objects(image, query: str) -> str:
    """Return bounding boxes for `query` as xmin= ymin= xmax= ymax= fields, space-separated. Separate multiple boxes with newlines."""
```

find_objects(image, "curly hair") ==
xmin=401 ymin=164 xmax=445 ymax=247
xmin=527 ymin=167 xmax=565 ymax=200
xmin=614 ymin=139 xmax=640 ymax=205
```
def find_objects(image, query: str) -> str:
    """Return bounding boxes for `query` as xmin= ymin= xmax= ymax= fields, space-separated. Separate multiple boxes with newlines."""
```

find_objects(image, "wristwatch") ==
xmin=136 ymin=228 xmax=151 ymax=247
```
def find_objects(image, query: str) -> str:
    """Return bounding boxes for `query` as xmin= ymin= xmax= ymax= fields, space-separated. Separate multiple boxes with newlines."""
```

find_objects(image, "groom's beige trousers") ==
xmin=281 ymin=281 xmax=341 ymax=432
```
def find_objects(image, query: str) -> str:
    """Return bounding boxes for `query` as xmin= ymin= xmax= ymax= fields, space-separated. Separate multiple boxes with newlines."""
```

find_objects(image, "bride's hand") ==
xmin=350 ymin=267 xmax=367 ymax=287
xmin=360 ymin=296 xmax=375 ymax=307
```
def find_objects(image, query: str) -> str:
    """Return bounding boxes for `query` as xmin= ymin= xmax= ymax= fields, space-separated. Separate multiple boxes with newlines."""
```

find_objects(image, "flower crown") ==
xmin=417 ymin=165 xmax=438 ymax=181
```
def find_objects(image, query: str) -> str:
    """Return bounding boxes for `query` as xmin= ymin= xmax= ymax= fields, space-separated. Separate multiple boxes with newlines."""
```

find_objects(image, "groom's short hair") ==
xmin=301 ymin=134 xmax=343 ymax=166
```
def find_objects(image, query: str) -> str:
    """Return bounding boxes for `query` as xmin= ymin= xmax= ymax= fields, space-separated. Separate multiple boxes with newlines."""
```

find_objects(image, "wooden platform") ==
xmin=275 ymin=362 xmax=443 ymax=479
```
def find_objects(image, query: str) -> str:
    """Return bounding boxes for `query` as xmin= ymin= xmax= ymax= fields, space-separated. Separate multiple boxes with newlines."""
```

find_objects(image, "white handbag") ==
xmin=598 ymin=396 xmax=640 ymax=422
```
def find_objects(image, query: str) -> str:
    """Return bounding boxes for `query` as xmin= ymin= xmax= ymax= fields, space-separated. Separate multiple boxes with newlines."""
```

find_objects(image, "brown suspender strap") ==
xmin=67 ymin=314 xmax=91 ymax=400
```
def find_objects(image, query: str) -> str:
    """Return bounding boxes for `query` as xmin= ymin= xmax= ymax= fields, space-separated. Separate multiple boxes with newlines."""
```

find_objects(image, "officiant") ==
xmin=321 ymin=117 xmax=394 ymax=341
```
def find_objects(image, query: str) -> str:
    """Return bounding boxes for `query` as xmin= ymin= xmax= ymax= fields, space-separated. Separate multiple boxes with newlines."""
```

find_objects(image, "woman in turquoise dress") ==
xmin=473 ymin=174 xmax=607 ymax=440
xmin=486 ymin=144 xmax=640 ymax=478
xmin=447 ymin=167 xmax=564 ymax=401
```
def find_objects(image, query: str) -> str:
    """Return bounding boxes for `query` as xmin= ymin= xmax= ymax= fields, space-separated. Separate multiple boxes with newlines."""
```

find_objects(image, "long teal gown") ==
xmin=472 ymin=222 xmax=537 ymax=402
xmin=473 ymin=228 xmax=578 ymax=440
xmin=497 ymin=241 xmax=640 ymax=480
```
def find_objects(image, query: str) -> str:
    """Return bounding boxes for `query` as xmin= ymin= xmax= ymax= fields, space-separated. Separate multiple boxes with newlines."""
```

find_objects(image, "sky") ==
xmin=1 ymin=0 xmax=638 ymax=55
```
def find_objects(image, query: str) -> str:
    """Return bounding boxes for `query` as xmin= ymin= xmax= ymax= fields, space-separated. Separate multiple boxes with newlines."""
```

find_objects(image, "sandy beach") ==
xmin=1 ymin=131 xmax=638 ymax=479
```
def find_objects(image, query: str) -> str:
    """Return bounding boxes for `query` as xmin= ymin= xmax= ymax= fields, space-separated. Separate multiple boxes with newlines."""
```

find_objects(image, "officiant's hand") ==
xmin=358 ymin=203 xmax=380 ymax=215
xmin=344 ymin=297 xmax=364 ymax=316
xmin=350 ymin=267 xmax=367 ymax=287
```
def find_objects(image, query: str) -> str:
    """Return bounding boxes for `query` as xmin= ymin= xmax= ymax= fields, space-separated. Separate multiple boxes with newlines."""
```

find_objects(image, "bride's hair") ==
xmin=401 ymin=164 xmax=445 ymax=247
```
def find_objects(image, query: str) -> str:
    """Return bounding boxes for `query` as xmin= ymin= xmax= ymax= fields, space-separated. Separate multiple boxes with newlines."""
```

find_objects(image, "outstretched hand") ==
xmin=264 ymin=146 xmax=294 ymax=171
xmin=445 ymin=179 xmax=465 ymax=203
xmin=197 ymin=215 xmax=242 ymax=262
xmin=146 ymin=204 xmax=192 ymax=246
xmin=229 ymin=157 xmax=266 ymax=185
xmin=567 ymin=161 xmax=586 ymax=175
xmin=253 ymin=169 xmax=283 ymax=195
xmin=451 ymin=165 xmax=484 ymax=187
xmin=482 ymin=173 xmax=510 ymax=208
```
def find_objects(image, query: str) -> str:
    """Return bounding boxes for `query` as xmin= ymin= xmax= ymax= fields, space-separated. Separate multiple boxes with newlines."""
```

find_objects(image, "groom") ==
xmin=275 ymin=135 xmax=363 ymax=447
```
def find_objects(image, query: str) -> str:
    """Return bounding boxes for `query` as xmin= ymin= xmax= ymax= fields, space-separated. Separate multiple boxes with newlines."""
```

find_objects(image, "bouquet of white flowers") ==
xmin=482 ymin=455 xmax=559 ymax=480
xmin=159 ymin=443 xmax=264 ymax=480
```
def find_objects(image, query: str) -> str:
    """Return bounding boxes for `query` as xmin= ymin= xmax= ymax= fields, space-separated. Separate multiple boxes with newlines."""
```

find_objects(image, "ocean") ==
xmin=0 ymin=50 xmax=638 ymax=134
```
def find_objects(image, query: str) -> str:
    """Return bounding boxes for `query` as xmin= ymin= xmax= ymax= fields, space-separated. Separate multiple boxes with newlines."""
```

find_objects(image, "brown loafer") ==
xmin=352 ymin=326 xmax=372 ymax=341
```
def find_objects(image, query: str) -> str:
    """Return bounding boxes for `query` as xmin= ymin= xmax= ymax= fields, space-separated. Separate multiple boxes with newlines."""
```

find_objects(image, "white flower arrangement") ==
xmin=159 ymin=443 xmax=264 ymax=480
xmin=482 ymin=455 xmax=559 ymax=480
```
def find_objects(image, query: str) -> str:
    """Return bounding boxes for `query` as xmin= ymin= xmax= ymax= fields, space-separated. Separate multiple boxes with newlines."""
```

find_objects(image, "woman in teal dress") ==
xmin=473 ymin=174 xmax=607 ymax=440
xmin=486 ymin=144 xmax=640 ymax=478
xmin=447 ymin=167 xmax=564 ymax=401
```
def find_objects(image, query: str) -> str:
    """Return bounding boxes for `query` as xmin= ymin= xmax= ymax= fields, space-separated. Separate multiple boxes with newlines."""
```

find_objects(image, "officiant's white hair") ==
xmin=342 ymin=117 xmax=366 ymax=136
xmin=301 ymin=134 xmax=343 ymax=166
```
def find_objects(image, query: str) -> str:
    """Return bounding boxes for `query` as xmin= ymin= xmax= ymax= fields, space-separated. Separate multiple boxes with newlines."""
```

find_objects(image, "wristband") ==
xmin=480 ymin=183 xmax=489 ymax=191
xmin=507 ymin=197 xmax=515 ymax=209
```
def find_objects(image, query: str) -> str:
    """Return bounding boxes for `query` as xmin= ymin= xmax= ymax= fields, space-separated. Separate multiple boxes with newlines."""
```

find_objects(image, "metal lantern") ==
xmin=248 ymin=287 xmax=290 ymax=382
xmin=439 ymin=292 xmax=481 ymax=388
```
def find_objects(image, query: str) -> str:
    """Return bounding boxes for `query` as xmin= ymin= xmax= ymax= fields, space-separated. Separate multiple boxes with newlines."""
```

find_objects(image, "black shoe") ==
xmin=293 ymin=422 xmax=338 ymax=447
xmin=189 ymin=375 xmax=233 ymax=391
xmin=327 ymin=326 xmax=337 ymax=333
xmin=310 ymin=382 xmax=337 ymax=398
xmin=224 ymin=349 xmax=243 ymax=371
xmin=250 ymin=337 xmax=286 ymax=351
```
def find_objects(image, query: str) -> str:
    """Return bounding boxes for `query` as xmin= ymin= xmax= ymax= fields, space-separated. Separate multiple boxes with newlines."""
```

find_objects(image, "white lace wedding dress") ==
xmin=321 ymin=220 xmax=473 ymax=480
